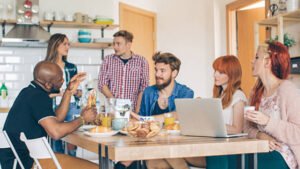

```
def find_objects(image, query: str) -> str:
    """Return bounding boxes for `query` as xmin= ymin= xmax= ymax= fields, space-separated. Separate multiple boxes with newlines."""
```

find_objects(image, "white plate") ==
xmin=167 ymin=130 xmax=181 ymax=135
xmin=78 ymin=125 xmax=96 ymax=131
xmin=84 ymin=130 xmax=119 ymax=137
xmin=119 ymin=130 xmax=128 ymax=135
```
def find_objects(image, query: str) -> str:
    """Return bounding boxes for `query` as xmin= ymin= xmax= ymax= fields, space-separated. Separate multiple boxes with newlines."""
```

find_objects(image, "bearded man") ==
xmin=133 ymin=52 xmax=194 ymax=121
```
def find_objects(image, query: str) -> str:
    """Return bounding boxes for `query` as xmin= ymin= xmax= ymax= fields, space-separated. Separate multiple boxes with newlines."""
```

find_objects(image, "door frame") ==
xmin=226 ymin=0 xmax=269 ymax=54
xmin=119 ymin=2 xmax=157 ymax=51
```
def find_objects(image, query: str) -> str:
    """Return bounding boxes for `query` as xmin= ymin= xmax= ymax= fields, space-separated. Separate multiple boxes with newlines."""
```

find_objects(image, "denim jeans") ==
xmin=51 ymin=103 xmax=81 ymax=156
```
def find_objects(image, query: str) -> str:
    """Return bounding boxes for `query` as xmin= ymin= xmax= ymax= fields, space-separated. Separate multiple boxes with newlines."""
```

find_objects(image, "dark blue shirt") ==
xmin=139 ymin=81 xmax=194 ymax=116
xmin=1 ymin=81 xmax=55 ymax=169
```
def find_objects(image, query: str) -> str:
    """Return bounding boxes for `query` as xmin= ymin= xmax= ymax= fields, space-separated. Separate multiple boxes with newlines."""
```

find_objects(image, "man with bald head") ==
xmin=0 ymin=61 xmax=98 ymax=169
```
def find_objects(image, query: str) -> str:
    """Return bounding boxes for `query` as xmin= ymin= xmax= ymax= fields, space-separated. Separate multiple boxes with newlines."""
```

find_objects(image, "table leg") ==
xmin=254 ymin=153 xmax=258 ymax=169
xmin=99 ymin=144 xmax=103 ymax=169
xmin=141 ymin=160 xmax=146 ymax=169
xmin=105 ymin=145 xmax=109 ymax=169
xmin=248 ymin=153 xmax=258 ymax=169
xmin=241 ymin=154 xmax=245 ymax=169
xmin=136 ymin=161 xmax=140 ymax=169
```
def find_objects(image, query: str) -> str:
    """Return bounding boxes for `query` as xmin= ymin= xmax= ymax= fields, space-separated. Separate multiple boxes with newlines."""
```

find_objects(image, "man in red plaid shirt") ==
xmin=98 ymin=30 xmax=149 ymax=113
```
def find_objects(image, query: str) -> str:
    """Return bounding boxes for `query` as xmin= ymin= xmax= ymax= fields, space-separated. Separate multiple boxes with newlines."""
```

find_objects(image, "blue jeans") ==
xmin=51 ymin=103 xmax=81 ymax=156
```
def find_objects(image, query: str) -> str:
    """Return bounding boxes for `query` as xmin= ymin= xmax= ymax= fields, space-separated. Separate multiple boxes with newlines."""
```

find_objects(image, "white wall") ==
xmin=214 ymin=0 xmax=235 ymax=57
xmin=156 ymin=0 xmax=215 ymax=97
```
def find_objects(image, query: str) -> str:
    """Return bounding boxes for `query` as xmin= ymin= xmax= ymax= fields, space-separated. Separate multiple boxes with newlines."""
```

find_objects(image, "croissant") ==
xmin=87 ymin=90 xmax=96 ymax=108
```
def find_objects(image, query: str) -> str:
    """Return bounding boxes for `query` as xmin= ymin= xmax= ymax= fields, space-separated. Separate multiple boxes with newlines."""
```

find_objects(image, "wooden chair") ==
xmin=19 ymin=132 xmax=62 ymax=169
xmin=0 ymin=130 xmax=25 ymax=169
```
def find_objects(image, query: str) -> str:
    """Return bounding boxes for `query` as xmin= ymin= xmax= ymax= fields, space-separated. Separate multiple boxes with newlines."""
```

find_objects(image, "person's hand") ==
xmin=130 ymin=111 xmax=140 ymax=120
xmin=244 ymin=110 xmax=270 ymax=125
xmin=81 ymin=106 xmax=97 ymax=123
xmin=257 ymin=132 xmax=281 ymax=151
xmin=67 ymin=72 xmax=86 ymax=94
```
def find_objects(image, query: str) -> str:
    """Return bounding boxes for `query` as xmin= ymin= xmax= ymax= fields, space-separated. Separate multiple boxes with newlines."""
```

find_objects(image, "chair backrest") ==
xmin=20 ymin=132 xmax=62 ymax=169
xmin=0 ymin=130 xmax=25 ymax=169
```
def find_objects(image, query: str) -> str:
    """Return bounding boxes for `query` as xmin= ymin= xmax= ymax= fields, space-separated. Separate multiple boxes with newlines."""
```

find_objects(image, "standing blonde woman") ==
xmin=244 ymin=41 xmax=300 ymax=169
xmin=45 ymin=33 xmax=82 ymax=156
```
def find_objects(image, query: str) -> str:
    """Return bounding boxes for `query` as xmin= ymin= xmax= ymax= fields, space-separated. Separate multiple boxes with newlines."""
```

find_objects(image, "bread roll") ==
xmin=90 ymin=126 xmax=111 ymax=133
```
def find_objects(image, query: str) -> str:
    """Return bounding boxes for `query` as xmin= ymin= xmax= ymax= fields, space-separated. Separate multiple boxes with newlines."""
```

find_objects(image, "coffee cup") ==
xmin=244 ymin=106 xmax=255 ymax=117
xmin=112 ymin=118 xmax=126 ymax=130
xmin=82 ymin=14 xmax=89 ymax=23
xmin=54 ymin=11 xmax=64 ymax=21
xmin=75 ymin=12 xmax=83 ymax=23
xmin=65 ymin=14 xmax=74 ymax=22
xmin=44 ymin=11 xmax=53 ymax=21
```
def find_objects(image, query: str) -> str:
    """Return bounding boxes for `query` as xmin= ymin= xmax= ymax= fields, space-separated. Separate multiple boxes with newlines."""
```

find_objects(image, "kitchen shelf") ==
xmin=0 ymin=19 xmax=17 ymax=25
xmin=40 ymin=20 xmax=118 ymax=30
xmin=255 ymin=9 xmax=300 ymax=49
xmin=0 ymin=19 xmax=118 ymax=59
xmin=0 ymin=20 xmax=119 ymax=29
xmin=70 ymin=42 xmax=112 ymax=49
xmin=258 ymin=9 xmax=300 ymax=26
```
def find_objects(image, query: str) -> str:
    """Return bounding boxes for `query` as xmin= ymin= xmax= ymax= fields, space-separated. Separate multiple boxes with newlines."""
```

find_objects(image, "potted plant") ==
xmin=270 ymin=33 xmax=296 ymax=48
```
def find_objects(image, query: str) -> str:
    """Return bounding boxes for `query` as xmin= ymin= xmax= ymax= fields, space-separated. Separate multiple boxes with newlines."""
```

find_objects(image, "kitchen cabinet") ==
xmin=255 ymin=9 xmax=300 ymax=57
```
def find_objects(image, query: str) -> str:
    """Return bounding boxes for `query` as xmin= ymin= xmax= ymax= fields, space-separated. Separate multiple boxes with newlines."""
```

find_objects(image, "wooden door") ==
xmin=119 ymin=3 xmax=157 ymax=85
xmin=237 ymin=8 xmax=265 ymax=97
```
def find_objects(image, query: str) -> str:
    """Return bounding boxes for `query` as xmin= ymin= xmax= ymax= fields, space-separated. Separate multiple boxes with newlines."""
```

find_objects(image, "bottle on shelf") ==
xmin=0 ymin=83 xmax=9 ymax=108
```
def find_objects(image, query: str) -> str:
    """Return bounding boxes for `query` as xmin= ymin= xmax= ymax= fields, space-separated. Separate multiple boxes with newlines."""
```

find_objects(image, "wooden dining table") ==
xmin=62 ymin=131 xmax=269 ymax=169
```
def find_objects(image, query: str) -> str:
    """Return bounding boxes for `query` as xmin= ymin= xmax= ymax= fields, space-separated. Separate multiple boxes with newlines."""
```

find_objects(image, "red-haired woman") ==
xmin=244 ymin=42 xmax=300 ymax=169
xmin=212 ymin=55 xmax=247 ymax=133
xmin=184 ymin=55 xmax=247 ymax=169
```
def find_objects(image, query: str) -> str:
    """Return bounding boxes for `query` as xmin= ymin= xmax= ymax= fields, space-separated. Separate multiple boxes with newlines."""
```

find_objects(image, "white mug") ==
xmin=54 ymin=11 xmax=64 ymax=21
xmin=244 ymin=106 xmax=255 ymax=117
xmin=64 ymin=14 xmax=74 ymax=22
xmin=44 ymin=11 xmax=53 ymax=21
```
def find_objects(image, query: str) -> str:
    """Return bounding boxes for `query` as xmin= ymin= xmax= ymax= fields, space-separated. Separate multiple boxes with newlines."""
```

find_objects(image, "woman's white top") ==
xmin=222 ymin=90 xmax=247 ymax=125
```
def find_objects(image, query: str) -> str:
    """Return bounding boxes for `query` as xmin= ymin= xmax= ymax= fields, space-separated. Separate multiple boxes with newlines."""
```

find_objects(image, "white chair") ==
xmin=0 ymin=131 xmax=25 ymax=169
xmin=19 ymin=132 xmax=62 ymax=169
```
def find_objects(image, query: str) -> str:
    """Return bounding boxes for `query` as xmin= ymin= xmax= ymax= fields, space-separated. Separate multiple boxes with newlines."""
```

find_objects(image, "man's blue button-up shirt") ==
xmin=139 ymin=81 xmax=194 ymax=116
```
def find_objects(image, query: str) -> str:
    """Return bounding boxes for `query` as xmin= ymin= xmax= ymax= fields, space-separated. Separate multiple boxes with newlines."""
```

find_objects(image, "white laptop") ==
xmin=175 ymin=98 xmax=248 ymax=138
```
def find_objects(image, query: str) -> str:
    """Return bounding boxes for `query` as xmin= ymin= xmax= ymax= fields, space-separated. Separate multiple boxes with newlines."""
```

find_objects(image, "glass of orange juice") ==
xmin=164 ymin=113 xmax=175 ymax=126
xmin=100 ymin=114 xmax=112 ymax=128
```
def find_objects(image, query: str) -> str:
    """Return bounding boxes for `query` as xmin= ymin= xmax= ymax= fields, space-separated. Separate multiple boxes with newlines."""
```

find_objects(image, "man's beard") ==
xmin=156 ymin=77 xmax=172 ymax=90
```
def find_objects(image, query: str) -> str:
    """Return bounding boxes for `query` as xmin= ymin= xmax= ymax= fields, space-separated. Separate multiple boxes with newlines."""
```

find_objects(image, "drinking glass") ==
xmin=105 ymin=98 xmax=116 ymax=114
xmin=164 ymin=113 xmax=175 ymax=126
